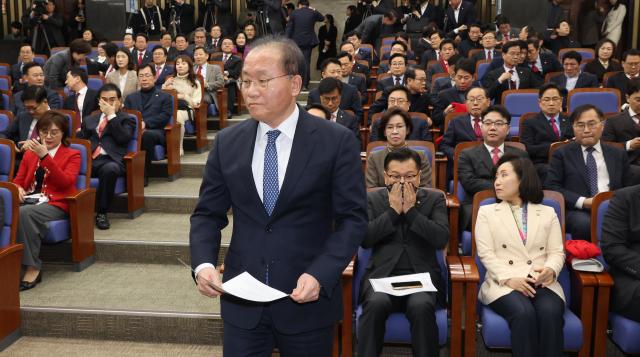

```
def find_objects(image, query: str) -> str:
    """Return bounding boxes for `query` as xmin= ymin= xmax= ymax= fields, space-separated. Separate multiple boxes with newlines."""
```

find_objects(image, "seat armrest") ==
xmin=569 ymin=267 xmax=597 ymax=357
xmin=591 ymin=270 xmax=614 ymax=357
xmin=447 ymin=255 xmax=465 ymax=356
xmin=445 ymin=193 xmax=460 ymax=256
xmin=65 ymin=188 xmax=96 ymax=265
xmin=124 ymin=151 xmax=145 ymax=214
xmin=460 ymin=256 xmax=480 ymax=357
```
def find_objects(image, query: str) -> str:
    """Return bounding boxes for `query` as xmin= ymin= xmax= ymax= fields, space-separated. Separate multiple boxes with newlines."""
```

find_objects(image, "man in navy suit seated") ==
xmin=151 ymin=46 xmax=172 ymax=89
xmin=550 ymin=51 xmax=599 ymax=94
xmin=432 ymin=59 xmax=475 ymax=130
xmin=123 ymin=64 xmax=173 ymax=184
xmin=1 ymin=85 xmax=52 ymax=153
xmin=308 ymin=58 xmax=363 ymax=123
xmin=545 ymin=104 xmax=634 ymax=241
xmin=63 ymin=66 xmax=99 ymax=122
xmin=189 ymin=36 xmax=367 ymax=357
xmin=11 ymin=44 xmax=35 ymax=93
xmin=606 ymin=49 xmax=640 ymax=105
xmin=131 ymin=33 xmax=153 ymax=68
xmin=316 ymin=77 xmax=360 ymax=147
xmin=526 ymin=39 xmax=562 ymax=82
xmin=12 ymin=63 xmax=61 ymax=115
xmin=439 ymin=87 xmax=491 ymax=171
xmin=77 ymin=83 xmax=136 ymax=230
xmin=520 ymin=84 xmax=574 ymax=182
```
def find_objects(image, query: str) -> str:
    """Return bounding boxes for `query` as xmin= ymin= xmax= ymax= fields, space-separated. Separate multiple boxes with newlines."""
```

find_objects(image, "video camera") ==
xmin=246 ymin=0 xmax=265 ymax=11
xmin=32 ymin=0 xmax=48 ymax=21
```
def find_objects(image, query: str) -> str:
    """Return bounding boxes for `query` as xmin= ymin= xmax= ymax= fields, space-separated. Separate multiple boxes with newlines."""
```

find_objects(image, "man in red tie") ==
xmin=132 ymin=33 xmax=151 ymax=67
xmin=151 ymin=46 xmax=169 ymax=88
xmin=496 ymin=15 xmax=516 ymax=44
xmin=458 ymin=104 xmax=528 ymax=230
xmin=76 ymin=83 xmax=136 ymax=230
xmin=520 ymin=83 xmax=574 ymax=182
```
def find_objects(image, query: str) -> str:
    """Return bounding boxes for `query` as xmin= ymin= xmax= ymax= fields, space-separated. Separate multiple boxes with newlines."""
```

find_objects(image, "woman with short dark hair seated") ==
xmin=12 ymin=111 xmax=80 ymax=290
xmin=475 ymin=154 xmax=565 ymax=357
xmin=366 ymin=107 xmax=432 ymax=188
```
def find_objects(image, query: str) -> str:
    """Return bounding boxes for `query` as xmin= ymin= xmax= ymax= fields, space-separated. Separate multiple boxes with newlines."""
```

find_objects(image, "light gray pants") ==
xmin=17 ymin=203 xmax=67 ymax=269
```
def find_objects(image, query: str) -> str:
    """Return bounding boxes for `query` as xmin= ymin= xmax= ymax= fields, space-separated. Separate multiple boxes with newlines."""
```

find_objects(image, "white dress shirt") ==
xmin=576 ymin=141 xmax=610 ymax=209
xmin=503 ymin=65 xmax=520 ymax=89
xmin=626 ymin=107 xmax=639 ymax=151
xmin=565 ymin=72 xmax=580 ymax=91
xmin=194 ymin=106 xmax=300 ymax=277
xmin=76 ymin=86 xmax=88 ymax=119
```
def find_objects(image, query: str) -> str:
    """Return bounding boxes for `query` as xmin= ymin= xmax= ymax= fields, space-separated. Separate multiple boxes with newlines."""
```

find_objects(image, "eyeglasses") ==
xmin=466 ymin=96 xmax=487 ymax=103
xmin=388 ymin=98 xmax=408 ymax=105
xmin=540 ymin=97 xmax=562 ymax=102
xmin=39 ymin=129 xmax=61 ymax=137
xmin=482 ymin=120 xmax=508 ymax=127
xmin=386 ymin=173 xmax=418 ymax=181
xmin=237 ymin=74 xmax=291 ymax=90
xmin=320 ymin=95 xmax=340 ymax=103
xmin=573 ymin=120 xmax=601 ymax=131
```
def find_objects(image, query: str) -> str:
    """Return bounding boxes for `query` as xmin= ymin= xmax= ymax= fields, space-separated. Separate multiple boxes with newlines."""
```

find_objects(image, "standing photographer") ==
xmin=131 ymin=0 xmax=165 ymax=40
xmin=27 ymin=0 xmax=65 ymax=55
xmin=165 ymin=0 xmax=195 ymax=38
xmin=198 ymin=0 xmax=234 ymax=35
xmin=246 ymin=0 xmax=286 ymax=36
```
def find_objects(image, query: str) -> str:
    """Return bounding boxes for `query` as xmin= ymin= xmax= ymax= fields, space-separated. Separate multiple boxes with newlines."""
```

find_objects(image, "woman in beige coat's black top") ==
xmin=161 ymin=55 xmax=201 ymax=156
xmin=475 ymin=154 xmax=565 ymax=357
xmin=365 ymin=108 xmax=432 ymax=188
xmin=105 ymin=49 xmax=138 ymax=102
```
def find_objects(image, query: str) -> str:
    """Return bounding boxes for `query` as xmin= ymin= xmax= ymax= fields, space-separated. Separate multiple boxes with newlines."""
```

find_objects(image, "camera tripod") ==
xmin=32 ymin=22 xmax=52 ymax=55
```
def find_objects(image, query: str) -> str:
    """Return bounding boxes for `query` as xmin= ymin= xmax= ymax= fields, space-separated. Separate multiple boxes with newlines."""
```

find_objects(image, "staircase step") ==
xmin=1 ymin=337 xmax=222 ymax=357
xmin=20 ymin=262 xmax=222 ymax=345
xmin=180 ymin=151 xmax=210 ymax=178
xmin=144 ymin=178 xmax=202 ymax=214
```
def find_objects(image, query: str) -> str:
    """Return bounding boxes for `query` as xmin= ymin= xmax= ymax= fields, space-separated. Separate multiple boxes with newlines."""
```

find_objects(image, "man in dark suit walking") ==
xmin=63 ymin=67 xmax=99 ymax=122
xmin=190 ymin=36 xmax=367 ymax=356
xmin=458 ymin=105 xmax=528 ymax=230
xmin=603 ymin=78 xmax=640 ymax=180
xmin=601 ymin=184 xmax=640 ymax=323
xmin=358 ymin=148 xmax=448 ymax=357
xmin=308 ymin=58 xmax=363 ymax=123
xmin=285 ymin=0 xmax=324 ymax=89
xmin=520 ymin=84 xmax=573 ymax=182
xmin=482 ymin=41 xmax=543 ymax=104
xmin=77 ymin=84 xmax=136 ymax=230
xmin=546 ymin=104 xmax=634 ymax=241
xmin=123 ymin=64 xmax=173 ymax=183
xmin=549 ymin=51 xmax=599 ymax=93
xmin=443 ymin=0 xmax=477 ymax=40
xmin=316 ymin=77 xmax=360 ymax=147
xmin=606 ymin=49 xmax=640 ymax=105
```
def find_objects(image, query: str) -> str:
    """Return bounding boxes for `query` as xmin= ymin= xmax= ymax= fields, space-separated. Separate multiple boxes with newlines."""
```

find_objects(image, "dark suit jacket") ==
xmin=545 ymin=141 xmax=631 ymax=209
xmin=0 ymin=111 xmax=36 ymax=144
xmin=471 ymin=49 xmax=501 ymax=64
xmin=583 ymin=59 xmax=623 ymax=83
xmin=131 ymin=49 xmax=153 ymax=67
xmin=529 ymin=52 xmax=563 ymax=80
xmin=369 ymin=115 xmax=431 ymax=142
xmin=286 ymin=7 xmax=324 ymax=48
xmin=10 ymin=62 xmax=24 ymax=93
xmin=189 ymin=109 xmax=367 ymax=333
xmin=376 ymin=75 xmax=404 ymax=92
xmin=405 ymin=2 xmax=443 ymax=34
xmin=352 ymin=62 xmax=370 ymax=79
xmin=601 ymin=185 xmax=640 ymax=312
xmin=165 ymin=2 xmax=195 ymax=35
xmin=308 ymin=83 xmax=363 ymax=122
xmin=603 ymin=110 xmax=640 ymax=165
xmin=482 ymin=66 xmax=543 ymax=103
xmin=347 ymin=74 xmax=367 ymax=103
xmin=432 ymin=86 xmax=466 ymax=129
xmin=335 ymin=109 xmax=360 ymax=145
xmin=63 ymin=88 xmax=99 ymax=120
xmin=606 ymin=72 xmax=633 ymax=104
xmin=520 ymin=112 xmax=573 ymax=164
xmin=154 ymin=64 xmax=174 ymax=89
xmin=76 ymin=111 xmax=136 ymax=165
xmin=86 ymin=59 xmax=109 ymax=76
xmin=12 ymin=88 xmax=62 ymax=115
xmin=440 ymin=114 xmax=481 ymax=161
xmin=549 ymin=72 xmax=599 ymax=90
xmin=210 ymin=53 xmax=242 ymax=80
xmin=123 ymin=88 xmax=173 ymax=131
xmin=263 ymin=0 xmax=285 ymax=34
xmin=443 ymin=1 xmax=477 ymax=36
xmin=457 ymin=39 xmax=482 ymax=58
xmin=426 ymin=62 xmax=447 ymax=92
xmin=361 ymin=188 xmax=449 ymax=304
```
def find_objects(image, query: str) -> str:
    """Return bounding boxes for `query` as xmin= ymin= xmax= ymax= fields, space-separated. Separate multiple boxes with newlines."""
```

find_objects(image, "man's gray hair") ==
xmin=246 ymin=35 xmax=305 ymax=77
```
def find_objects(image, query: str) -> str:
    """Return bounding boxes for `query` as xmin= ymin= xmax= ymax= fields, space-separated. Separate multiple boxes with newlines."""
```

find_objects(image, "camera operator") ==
xmin=246 ymin=0 xmax=285 ymax=35
xmin=131 ymin=0 xmax=165 ymax=40
xmin=165 ymin=0 xmax=195 ymax=38
xmin=198 ymin=0 xmax=235 ymax=36
xmin=67 ymin=0 xmax=87 ymax=42
xmin=28 ymin=0 xmax=65 ymax=55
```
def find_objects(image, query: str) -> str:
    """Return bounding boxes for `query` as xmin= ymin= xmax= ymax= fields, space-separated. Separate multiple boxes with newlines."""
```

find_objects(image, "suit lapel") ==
xmin=525 ymin=203 xmax=542 ymax=248
xmin=476 ymin=145 xmax=494 ymax=173
xmin=461 ymin=115 xmax=477 ymax=140
xmin=569 ymin=143 xmax=590 ymax=188
xmin=239 ymin=119 xmax=264 ymax=216
xmin=601 ymin=144 xmax=619 ymax=188
xmin=270 ymin=110 xmax=317 ymax=220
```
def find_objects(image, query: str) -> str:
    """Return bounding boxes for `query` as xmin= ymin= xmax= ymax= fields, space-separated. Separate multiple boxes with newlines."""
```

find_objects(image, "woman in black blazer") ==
xmin=316 ymin=14 xmax=337 ymax=70
xmin=583 ymin=38 xmax=623 ymax=83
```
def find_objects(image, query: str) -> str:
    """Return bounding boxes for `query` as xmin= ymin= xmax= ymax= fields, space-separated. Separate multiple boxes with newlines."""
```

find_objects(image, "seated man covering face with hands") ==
xmin=358 ymin=147 xmax=449 ymax=357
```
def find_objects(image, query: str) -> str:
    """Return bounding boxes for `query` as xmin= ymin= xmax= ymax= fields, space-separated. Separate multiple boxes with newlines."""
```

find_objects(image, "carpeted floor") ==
xmin=20 ymin=262 xmax=219 ymax=314
xmin=1 ymin=337 xmax=222 ymax=357
xmin=94 ymin=213 xmax=232 ymax=244
xmin=143 ymin=178 xmax=203 ymax=197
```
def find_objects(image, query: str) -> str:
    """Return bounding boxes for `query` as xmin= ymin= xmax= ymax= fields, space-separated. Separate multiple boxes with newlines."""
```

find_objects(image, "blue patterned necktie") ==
xmin=585 ymin=146 xmax=598 ymax=196
xmin=263 ymin=130 xmax=281 ymax=216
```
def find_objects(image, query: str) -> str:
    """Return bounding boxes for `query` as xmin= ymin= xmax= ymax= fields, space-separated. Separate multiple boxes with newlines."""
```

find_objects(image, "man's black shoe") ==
xmin=96 ymin=213 xmax=110 ymax=230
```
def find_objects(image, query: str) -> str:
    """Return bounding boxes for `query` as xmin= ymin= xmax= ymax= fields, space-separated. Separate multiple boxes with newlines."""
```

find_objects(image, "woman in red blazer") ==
xmin=13 ymin=111 xmax=80 ymax=291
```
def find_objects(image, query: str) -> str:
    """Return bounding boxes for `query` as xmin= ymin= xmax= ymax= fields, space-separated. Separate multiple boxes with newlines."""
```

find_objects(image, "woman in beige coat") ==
xmin=475 ymin=154 xmax=565 ymax=357
xmin=162 ymin=55 xmax=201 ymax=156
xmin=105 ymin=49 xmax=138 ymax=101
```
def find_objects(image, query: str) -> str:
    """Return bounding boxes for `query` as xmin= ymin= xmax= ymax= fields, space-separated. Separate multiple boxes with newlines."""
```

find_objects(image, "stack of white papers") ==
xmin=369 ymin=272 xmax=437 ymax=296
